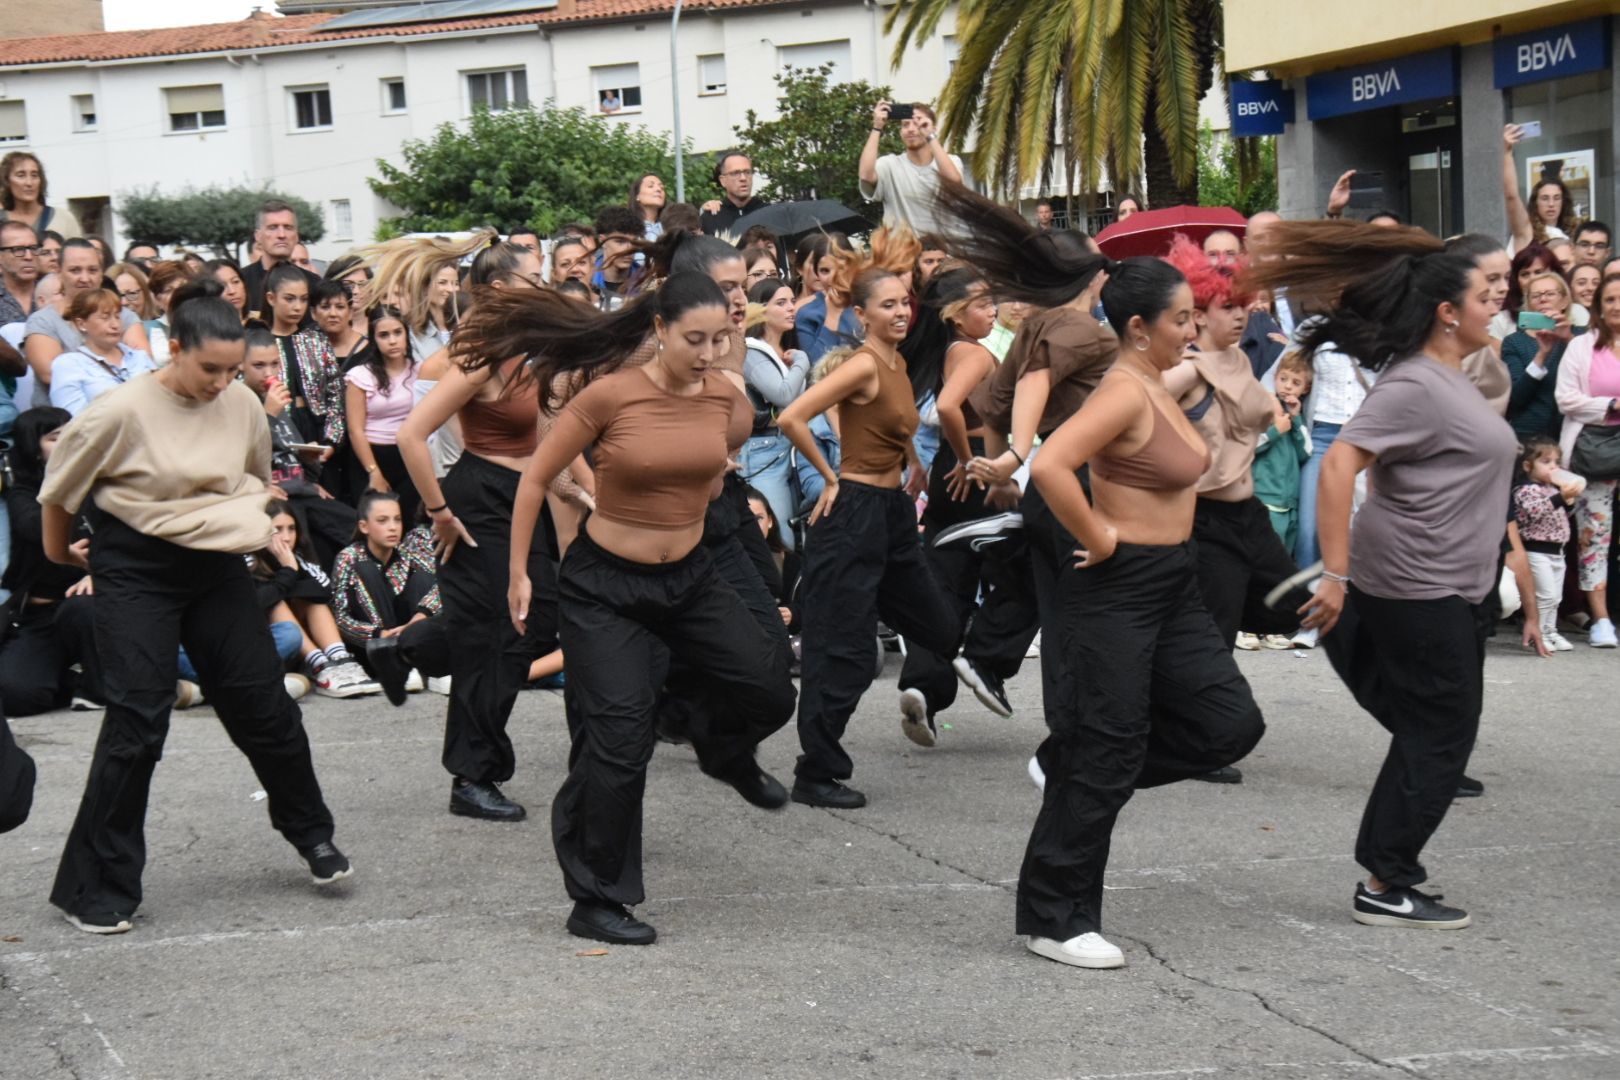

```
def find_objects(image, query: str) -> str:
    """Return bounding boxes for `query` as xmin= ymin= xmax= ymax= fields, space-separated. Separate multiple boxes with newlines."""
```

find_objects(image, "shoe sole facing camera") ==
xmin=63 ymin=911 xmax=132 ymax=935
xmin=899 ymin=687 xmax=935 ymax=748
xmin=933 ymin=511 xmax=1024 ymax=550
xmin=952 ymin=656 xmax=1012 ymax=717
xmin=1025 ymin=935 xmax=1125 ymax=969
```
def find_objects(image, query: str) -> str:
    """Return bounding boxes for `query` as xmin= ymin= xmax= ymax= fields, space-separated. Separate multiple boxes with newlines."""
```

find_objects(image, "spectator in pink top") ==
xmin=344 ymin=305 xmax=421 ymax=522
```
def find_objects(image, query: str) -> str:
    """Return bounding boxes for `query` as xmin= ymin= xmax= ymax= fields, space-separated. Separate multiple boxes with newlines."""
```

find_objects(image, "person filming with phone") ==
xmin=858 ymin=101 xmax=964 ymax=237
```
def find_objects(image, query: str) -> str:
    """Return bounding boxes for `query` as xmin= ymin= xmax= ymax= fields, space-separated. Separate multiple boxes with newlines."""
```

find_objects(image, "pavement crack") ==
xmin=822 ymin=809 xmax=1010 ymax=891
xmin=1119 ymin=932 xmax=1421 ymax=1078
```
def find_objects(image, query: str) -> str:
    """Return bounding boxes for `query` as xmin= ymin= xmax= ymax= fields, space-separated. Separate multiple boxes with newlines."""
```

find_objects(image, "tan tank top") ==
xmin=840 ymin=349 xmax=918 ymax=475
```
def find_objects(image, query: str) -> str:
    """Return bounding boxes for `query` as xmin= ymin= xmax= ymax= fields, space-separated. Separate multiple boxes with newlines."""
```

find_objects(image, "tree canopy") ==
xmin=369 ymin=104 xmax=679 ymax=237
xmin=118 ymin=185 xmax=325 ymax=260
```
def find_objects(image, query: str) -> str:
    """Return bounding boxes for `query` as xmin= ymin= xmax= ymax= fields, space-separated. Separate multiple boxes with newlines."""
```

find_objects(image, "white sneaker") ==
xmin=1547 ymin=632 xmax=1574 ymax=652
xmin=1027 ymin=754 xmax=1045 ymax=792
xmin=1026 ymin=932 xmax=1125 ymax=969
xmin=1235 ymin=632 xmax=1261 ymax=651
xmin=1589 ymin=619 xmax=1618 ymax=648
xmin=898 ymin=687 xmax=935 ymax=747
xmin=283 ymin=673 xmax=311 ymax=701
xmin=174 ymin=680 xmax=206 ymax=709
xmin=1261 ymin=634 xmax=1295 ymax=650
xmin=405 ymin=669 xmax=425 ymax=693
xmin=427 ymin=675 xmax=452 ymax=695
xmin=315 ymin=662 xmax=380 ymax=699
xmin=1290 ymin=627 xmax=1320 ymax=650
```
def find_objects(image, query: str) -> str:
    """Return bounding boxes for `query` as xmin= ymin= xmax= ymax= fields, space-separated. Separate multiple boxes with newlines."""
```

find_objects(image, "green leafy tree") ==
xmin=885 ymin=0 xmax=1222 ymax=208
xmin=1196 ymin=122 xmax=1277 ymax=216
xmin=732 ymin=65 xmax=898 ymax=215
xmin=118 ymin=185 xmax=325 ymax=260
xmin=370 ymin=104 xmax=678 ymax=237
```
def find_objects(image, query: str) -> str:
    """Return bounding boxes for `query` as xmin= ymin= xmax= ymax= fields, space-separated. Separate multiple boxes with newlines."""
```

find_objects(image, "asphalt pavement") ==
xmin=3 ymin=635 xmax=1617 ymax=1079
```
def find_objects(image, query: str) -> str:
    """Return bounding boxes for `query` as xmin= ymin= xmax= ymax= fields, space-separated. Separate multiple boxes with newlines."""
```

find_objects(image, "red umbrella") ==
xmin=1094 ymin=206 xmax=1249 ymax=259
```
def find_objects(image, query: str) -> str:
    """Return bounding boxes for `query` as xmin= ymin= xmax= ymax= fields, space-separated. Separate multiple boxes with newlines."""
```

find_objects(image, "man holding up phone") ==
xmin=859 ymin=100 xmax=964 ymax=237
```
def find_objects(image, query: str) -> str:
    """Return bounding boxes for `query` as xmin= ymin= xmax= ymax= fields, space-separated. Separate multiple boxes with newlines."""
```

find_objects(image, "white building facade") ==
xmin=0 ymin=2 xmax=964 ymax=257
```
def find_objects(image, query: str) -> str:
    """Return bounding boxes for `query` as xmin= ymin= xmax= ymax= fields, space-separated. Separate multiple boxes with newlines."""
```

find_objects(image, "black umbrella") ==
xmin=726 ymin=200 xmax=872 ymax=243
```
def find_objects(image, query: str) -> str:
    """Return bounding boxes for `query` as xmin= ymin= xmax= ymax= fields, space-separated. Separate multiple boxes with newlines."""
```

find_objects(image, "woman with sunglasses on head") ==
xmin=40 ymin=282 xmax=351 ymax=936
xmin=394 ymin=233 xmax=564 ymax=822
xmin=457 ymin=272 xmax=795 ymax=947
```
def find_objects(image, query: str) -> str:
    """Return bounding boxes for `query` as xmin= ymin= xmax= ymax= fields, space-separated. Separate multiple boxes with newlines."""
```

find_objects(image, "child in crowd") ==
xmin=265 ymin=263 xmax=346 ymax=456
xmin=329 ymin=491 xmax=449 ymax=705
xmin=240 ymin=328 xmax=357 ymax=565
xmin=249 ymin=501 xmax=378 ymax=698
xmin=344 ymin=306 xmax=421 ymax=522
xmin=1513 ymin=436 xmax=1580 ymax=652
xmin=1240 ymin=352 xmax=1313 ymax=651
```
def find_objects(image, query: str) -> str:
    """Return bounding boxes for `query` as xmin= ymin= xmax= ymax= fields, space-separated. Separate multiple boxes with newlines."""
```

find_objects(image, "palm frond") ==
xmin=1150 ymin=0 xmax=1201 ymax=188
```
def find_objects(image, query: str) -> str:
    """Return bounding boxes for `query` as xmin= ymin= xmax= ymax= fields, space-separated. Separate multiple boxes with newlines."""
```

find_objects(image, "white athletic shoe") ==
xmin=283 ymin=673 xmax=311 ymax=702
xmin=427 ymin=675 xmax=453 ymax=695
xmin=1027 ymin=755 xmax=1045 ymax=792
xmin=1261 ymin=634 xmax=1295 ymax=650
xmin=1290 ymin=627 xmax=1320 ymax=650
xmin=898 ymin=687 xmax=935 ymax=748
xmin=174 ymin=680 xmax=206 ymax=709
xmin=1547 ymin=632 xmax=1575 ymax=652
xmin=1026 ymin=932 xmax=1125 ymax=969
xmin=404 ymin=669 xmax=425 ymax=693
xmin=1235 ymin=632 xmax=1262 ymax=651
xmin=1589 ymin=619 xmax=1618 ymax=648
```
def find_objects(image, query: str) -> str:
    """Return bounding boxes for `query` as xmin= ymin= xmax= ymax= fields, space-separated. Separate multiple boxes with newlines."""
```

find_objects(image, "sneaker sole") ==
xmin=565 ymin=916 xmax=657 ymax=946
xmin=951 ymin=657 xmax=1013 ymax=718
xmin=315 ymin=683 xmax=379 ymax=699
xmin=448 ymin=800 xmax=528 ymax=822
xmin=1025 ymin=936 xmax=1125 ymax=969
xmin=789 ymin=789 xmax=867 ymax=809
xmin=898 ymin=689 xmax=935 ymax=748
xmin=1027 ymin=755 xmax=1045 ymax=793
xmin=1352 ymin=909 xmax=1471 ymax=930
xmin=1264 ymin=561 xmax=1324 ymax=612
xmin=1590 ymin=640 xmax=1618 ymax=649
xmin=311 ymin=865 xmax=354 ymax=887
xmin=63 ymin=911 xmax=132 ymax=935
xmin=933 ymin=513 xmax=1024 ymax=549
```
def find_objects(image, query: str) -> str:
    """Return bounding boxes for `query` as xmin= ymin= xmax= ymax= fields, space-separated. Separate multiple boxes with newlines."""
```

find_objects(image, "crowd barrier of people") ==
xmin=1 ymin=113 xmax=1617 ymax=967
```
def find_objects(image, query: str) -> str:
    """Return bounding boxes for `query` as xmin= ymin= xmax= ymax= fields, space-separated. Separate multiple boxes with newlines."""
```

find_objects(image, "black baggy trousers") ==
xmin=899 ymin=439 xmax=1039 ymax=715
xmin=438 ymin=452 xmax=560 ymax=784
xmin=51 ymin=519 xmax=335 ymax=920
xmin=1017 ymin=542 xmax=1265 ymax=940
xmin=1021 ymin=469 xmax=1083 ymax=734
xmin=1324 ymin=584 xmax=1487 ymax=888
xmin=1192 ymin=496 xmax=1300 ymax=647
xmin=795 ymin=481 xmax=962 ymax=784
xmin=552 ymin=530 xmax=796 ymax=906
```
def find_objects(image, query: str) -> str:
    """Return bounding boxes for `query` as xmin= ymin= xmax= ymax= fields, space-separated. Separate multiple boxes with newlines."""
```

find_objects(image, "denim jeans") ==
xmin=178 ymin=620 xmax=302 ymax=682
xmin=1295 ymin=421 xmax=1341 ymax=569
xmin=739 ymin=432 xmax=798 ymax=550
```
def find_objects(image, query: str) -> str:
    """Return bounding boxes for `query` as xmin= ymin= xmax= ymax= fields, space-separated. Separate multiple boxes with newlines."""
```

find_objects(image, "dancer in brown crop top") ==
xmin=452 ymin=270 xmax=796 ymax=948
xmin=1088 ymin=388 xmax=1210 ymax=491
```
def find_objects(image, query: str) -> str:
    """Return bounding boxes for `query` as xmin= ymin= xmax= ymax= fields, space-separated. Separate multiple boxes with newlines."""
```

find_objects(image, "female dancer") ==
xmin=895 ymin=265 xmax=1028 ymax=741
xmin=779 ymin=267 xmax=962 ymax=808
xmin=41 ymin=283 xmax=350 ymax=935
xmin=460 ymin=273 xmax=795 ymax=946
xmin=1251 ymin=221 xmax=1525 ymax=930
xmin=398 ymin=236 xmax=564 ymax=821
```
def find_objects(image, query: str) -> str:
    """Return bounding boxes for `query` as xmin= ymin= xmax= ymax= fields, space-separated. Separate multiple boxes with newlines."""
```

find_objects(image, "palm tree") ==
xmin=886 ymin=0 xmax=1221 ymax=210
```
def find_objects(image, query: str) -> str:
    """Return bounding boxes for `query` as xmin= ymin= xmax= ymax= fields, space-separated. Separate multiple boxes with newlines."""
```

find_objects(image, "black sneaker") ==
xmin=1352 ymin=883 xmax=1470 ymax=929
xmin=706 ymin=756 xmax=789 ymax=810
xmin=450 ymin=779 xmax=528 ymax=821
xmin=300 ymin=841 xmax=354 ymax=886
xmin=934 ymin=511 xmax=1025 ymax=551
xmin=364 ymin=637 xmax=412 ymax=707
xmin=567 ymin=901 xmax=656 ymax=946
xmin=1192 ymin=765 xmax=1243 ymax=784
xmin=1455 ymin=775 xmax=1484 ymax=799
xmin=62 ymin=910 xmax=132 ymax=935
xmin=790 ymin=778 xmax=868 ymax=809
xmin=951 ymin=656 xmax=1012 ymax=717
xmin=1264 ymin=560 xmax=1324 ymax=612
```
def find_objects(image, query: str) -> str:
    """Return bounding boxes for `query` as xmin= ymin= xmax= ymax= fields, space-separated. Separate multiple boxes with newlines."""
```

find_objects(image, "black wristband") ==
xmin=425 ymin=503 xmax=449 ymax=515
xmin=871 ymin=127 xmax=884 ymax=134
xmin=1010 ymin=446 xmax=1025 ymax=465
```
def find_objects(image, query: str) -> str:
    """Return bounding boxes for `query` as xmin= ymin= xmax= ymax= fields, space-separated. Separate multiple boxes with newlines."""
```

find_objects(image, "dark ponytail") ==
xmin=1097 ymin=258 xmax=1189 ymax=337
xmin=469 ymin=240 xmax=532 ymax=287
xmin=640 ymin=228 xmax=745 ymax=280
xmin=452 ymin=271 xmax=728 ymax=408
xmin=931 ymin=179 xmax=1108 ymax=307
xmin=169 ymin=276 xmax=245 ymax=353
xmin=900 ymin=264 xmax=984 ymax=400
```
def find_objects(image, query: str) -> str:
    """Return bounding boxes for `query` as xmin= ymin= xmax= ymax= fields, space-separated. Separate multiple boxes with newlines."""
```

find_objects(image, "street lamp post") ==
xmin=671 ymin=0 xmax=685 ymax=202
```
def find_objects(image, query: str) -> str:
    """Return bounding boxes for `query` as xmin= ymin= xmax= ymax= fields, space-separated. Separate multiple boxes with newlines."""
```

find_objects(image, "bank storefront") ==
xmin=1230 ymin=9 xmax=1618 ymax=238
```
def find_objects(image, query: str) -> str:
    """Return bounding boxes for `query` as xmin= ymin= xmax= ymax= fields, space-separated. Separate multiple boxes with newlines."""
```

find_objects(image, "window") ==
xmin=698 ymin=54 xmax=727 ymax=96
xmin=164 ymin=84 xmax=226 ymax=132
xmin=0 ymin=101 xmax=26 ymax=145
xmin=592 ymin=63 xmax=641 ymax=114
xmin=289 ymin=86 xmax=333 ymax=132
xmin=777 ymin=39 xmax=852 ymax=83
xmin=329 ymin=198 xmax=353 ymax=242
xmin=381 ymin=77 xmax=407 ymax=114
xmin=465 ymin=67 xmax=528 ymax=113
xmin=72 ymin=94 xmax=97 ymax=132
xmin=943 ymin=35 xmax=959 ymax=72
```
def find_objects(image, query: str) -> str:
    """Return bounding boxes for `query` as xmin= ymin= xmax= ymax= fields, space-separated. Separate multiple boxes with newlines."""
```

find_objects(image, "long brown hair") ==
xmin=0 ymin=151 xmax=43 ymax=210
xmin=1595 ymin=275 xmax=1620 ymax=354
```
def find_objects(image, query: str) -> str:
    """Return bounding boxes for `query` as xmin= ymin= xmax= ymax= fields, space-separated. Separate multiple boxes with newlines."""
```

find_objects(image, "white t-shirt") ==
xmin=859 ymin=151 xmax=965 ymax=237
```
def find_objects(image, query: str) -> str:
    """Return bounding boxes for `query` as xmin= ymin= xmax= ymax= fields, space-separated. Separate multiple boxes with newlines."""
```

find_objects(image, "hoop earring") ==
xmin=1133 ymin=338 xmax=1151 ymax=351
xmin=1444 ymin=321 xmax=1457 ymax=335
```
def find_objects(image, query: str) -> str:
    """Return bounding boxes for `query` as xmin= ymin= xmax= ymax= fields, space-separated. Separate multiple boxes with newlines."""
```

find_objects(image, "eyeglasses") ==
xmin=0 ymin=245 xmax=40 ymax=257
xmin=721 ymin=169 xmax=755 ymax=179
xmin=1575 ymin=241 xmax=1610 ymax=252
xmin=117 ymin=288 xmax=143 ymax=302
xmin=1527 ymin=290 xmax=1564 ymax=304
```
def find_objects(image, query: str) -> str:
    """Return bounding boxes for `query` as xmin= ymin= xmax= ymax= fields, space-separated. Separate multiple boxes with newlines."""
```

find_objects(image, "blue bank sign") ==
xmin=1494 ymin=18 xmax=1610 ymax=89
xmin=1230 ymin=80 xmax=1295 ymax=136
xmin=1306 ymin=47 xmax=1458 ymax=121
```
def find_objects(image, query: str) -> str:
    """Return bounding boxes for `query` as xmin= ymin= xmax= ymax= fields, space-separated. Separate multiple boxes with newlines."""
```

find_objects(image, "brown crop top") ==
xmin=1091 ymin=393 xmax=1211 ymax=491
xmin=462 ymin=361 xmax=540 ymax=458
xmin=840 ymin=348 xmax=919 ymax=476
xmin=561 ymin=367 xmax=745 ymax=529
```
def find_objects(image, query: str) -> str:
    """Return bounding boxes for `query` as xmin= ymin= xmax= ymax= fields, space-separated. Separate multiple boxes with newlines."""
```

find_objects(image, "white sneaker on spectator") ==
xmin=427 ymin=675 xmax=452 ymax=695
xmin=1290 ymin=627 xmax=1320 ymax=649
xmin=315 ymin=661 xmax=379 ymax=699
xmin=283 ymin=673 xmax=311 ymax=701
xmin=1262 ymin=634 xmax=1294 ymax=650
xmin=1026 ymin=932 xmax=1125 ymax=969
xmin=1235 ymin=632 xmax=1261 ymax=651
xmin=1547 ymin=632 xmax=1574 ymax=652
xmin=174 ymin=680 xmax=205 ymax=709
xmin=1590 ymin=619 xmax=1618 ymax=648
xmin=405 ymin=669 xmax=425 ymax=693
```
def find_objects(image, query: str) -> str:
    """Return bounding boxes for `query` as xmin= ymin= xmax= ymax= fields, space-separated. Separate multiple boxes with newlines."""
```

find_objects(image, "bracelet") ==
xmin=365 ymin=463 xmax=379 ymax=473
xmin=425 ymin=503 xmax=449 ymax=515
xmin=1009 ymin=446 xmax=1025 ymax=465
xmin=1320 ymin=569 xmax=1350 ymax=584
xmin=871 ymin=127 xmax=884 ymax=134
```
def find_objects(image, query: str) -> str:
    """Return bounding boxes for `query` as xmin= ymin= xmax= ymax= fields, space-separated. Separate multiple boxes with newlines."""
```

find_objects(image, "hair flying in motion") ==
xmin=929 ymin=179 xmax=1106 ymax=308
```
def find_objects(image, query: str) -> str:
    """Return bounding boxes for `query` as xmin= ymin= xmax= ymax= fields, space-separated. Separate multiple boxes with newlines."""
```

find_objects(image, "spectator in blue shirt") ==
xmin=48 ymin=288 xmax=156 ymax=416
